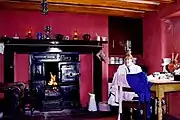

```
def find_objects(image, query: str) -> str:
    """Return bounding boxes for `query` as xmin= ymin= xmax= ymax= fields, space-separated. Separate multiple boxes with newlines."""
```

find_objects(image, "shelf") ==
xmin=1 ymin=39 xmax=108 ymax=46
xmin=109 ymin=64 xmax=123 ymax=65
xmin=1 ymin=39 xmax=108 ymax=53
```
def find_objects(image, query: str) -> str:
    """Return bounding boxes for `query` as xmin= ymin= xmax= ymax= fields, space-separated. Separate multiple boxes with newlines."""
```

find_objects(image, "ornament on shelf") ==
xmin=41 ymin=0 xmax=48 ymax=15
xmin=13 ymin=33 xmax=19 ymax=39
xmin=73 ymin=29 xmax=78 ymax=40
xmin=126 ymin=40 xmax=131 ymax=51
xmin=26 ymin=27 xmax=32 ymax=39
xmin=119 ymin=40 xmax=132 ymax=53
xmin=37 ymin=32 xmax=43 ymax=40
xmin=44 ymin=26 xmax=52 ymax=39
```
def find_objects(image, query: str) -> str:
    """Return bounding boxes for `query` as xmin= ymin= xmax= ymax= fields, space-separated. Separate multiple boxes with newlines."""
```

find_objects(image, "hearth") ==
xmin=29 ymin=52 xmax=80 ymax=110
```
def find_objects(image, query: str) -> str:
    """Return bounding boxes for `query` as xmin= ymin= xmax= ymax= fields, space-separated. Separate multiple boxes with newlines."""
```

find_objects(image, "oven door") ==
xmin=59 ymin=62 xmax=80 ymax=83
xmin=59 ymin=85 xmax=80 ymax=107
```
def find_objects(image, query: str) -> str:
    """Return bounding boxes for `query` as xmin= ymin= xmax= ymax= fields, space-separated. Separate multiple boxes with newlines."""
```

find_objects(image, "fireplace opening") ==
xmin=44 ymin=62 xmax=59 ymax=89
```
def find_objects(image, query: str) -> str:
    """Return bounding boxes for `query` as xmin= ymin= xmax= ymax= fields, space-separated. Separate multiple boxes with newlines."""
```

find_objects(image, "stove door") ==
xmin=59 ymin=85 xmax=80 ymax=107
xmin=31 ymin=62 xmax=44 ymax=81
xmin=59 ymin=62 xmax=80 ymax=83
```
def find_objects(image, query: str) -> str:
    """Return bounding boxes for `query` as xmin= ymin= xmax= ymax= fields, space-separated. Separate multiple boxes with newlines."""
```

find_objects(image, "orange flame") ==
xmin=48 ymin=72 xmax=57 ymax=86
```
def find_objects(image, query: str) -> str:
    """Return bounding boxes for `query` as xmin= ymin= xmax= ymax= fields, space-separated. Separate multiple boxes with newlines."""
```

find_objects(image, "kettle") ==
xmin=83 ymin=34 xmax=91 ymax=40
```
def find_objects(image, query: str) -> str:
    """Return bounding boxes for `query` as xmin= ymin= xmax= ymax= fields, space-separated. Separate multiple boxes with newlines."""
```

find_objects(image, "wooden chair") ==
xmin=122 ymin=87 xmax=148 ymax=120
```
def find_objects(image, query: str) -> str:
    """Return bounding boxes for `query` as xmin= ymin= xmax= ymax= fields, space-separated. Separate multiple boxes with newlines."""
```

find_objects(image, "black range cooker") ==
xmin=29 ymin=52 xmax=80 ymax=110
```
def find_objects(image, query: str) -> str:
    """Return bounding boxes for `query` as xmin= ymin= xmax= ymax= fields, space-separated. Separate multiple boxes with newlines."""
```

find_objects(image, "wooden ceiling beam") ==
xmin=47 ymin=0 xmax=158 ymax=11
xmin=146 ymin=0 xmax=174 ymax=3
xmin=0 ymin=1 xmax=145 ymax=18
xmin=3 ymin=0 xmax=158 ymax=11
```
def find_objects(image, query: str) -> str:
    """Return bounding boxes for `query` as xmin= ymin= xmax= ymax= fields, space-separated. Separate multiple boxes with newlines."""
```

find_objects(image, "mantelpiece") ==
xmin=1 ymin=39 xmax=107 ymax=53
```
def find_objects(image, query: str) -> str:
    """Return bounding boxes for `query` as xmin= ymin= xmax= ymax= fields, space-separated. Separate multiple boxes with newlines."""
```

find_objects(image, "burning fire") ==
xmin=48 ymin=72 xmax=58 ymax=86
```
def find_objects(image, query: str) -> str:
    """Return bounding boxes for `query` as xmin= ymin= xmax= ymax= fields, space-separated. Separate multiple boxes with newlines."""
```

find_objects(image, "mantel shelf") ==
xmin=0 ymin=39 xmax=108 ymax=53
xmin=1 ymin=39 xmax=108 ymax=46
xmin=5 ymin=44 xmax=102 ymax=48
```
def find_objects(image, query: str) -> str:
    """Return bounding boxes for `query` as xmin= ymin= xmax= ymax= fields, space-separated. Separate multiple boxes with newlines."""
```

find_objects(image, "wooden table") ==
xmin=149 ymin=79 xmax=180 ymax=120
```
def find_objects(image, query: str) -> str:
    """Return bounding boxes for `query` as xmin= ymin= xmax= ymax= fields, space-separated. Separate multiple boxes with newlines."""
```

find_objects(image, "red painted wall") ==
xmin=0 ymin=10 xmax=109 ymax=107
xmin=143 ymin=1 xmax=180 ymax=118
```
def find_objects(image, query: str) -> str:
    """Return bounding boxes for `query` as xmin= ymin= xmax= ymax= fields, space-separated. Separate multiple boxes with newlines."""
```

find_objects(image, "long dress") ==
xmin=108 ymin=63 xmax=142 ymax=119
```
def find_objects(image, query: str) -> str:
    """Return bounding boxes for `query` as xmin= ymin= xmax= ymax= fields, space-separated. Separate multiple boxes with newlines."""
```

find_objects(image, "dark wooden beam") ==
xmin=147 ymin=0 xmax=174 ymax=3
xmin=0 ymin=1 xmax=145 ymax=18
xmin=6 ymin=0 xmax=158 ymax=11
xmin=47 ymin=0 xmax=158 ymax=11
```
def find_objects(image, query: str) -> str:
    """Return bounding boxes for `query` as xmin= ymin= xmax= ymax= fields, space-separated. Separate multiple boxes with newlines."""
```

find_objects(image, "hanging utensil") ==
xmin=41 ymin=0 xmax=48 ymax=15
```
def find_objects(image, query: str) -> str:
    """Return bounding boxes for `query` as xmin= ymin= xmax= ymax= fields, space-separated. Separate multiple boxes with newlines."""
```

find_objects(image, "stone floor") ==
xmin=3 ymin=110 xmax=180 ymax=120
xmin=2 ymin=106 xmax=180 ymax=120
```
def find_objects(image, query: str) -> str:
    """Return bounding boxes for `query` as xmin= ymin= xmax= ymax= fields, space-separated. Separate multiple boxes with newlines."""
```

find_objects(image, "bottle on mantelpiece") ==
xmin=73 ymin=29 xmax=78 ymax=40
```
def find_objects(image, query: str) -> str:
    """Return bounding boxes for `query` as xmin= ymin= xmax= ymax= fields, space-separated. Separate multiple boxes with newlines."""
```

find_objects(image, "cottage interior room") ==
xmin=1 ymin=0 xmax=180 ymax=120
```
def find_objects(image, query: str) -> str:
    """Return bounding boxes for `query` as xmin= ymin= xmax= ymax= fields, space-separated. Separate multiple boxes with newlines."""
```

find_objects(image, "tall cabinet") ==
xmin=108 ymin=16 xmax=143 ymax=55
